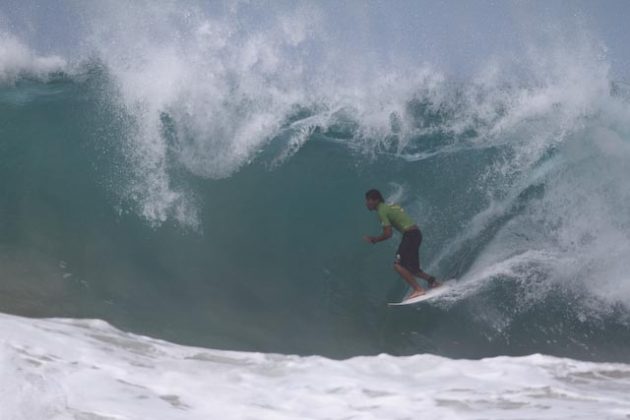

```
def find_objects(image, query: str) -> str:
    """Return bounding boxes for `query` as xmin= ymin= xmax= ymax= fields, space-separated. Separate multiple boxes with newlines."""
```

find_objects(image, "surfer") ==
xmin=363 ymin=189 xmax=440 ymax=299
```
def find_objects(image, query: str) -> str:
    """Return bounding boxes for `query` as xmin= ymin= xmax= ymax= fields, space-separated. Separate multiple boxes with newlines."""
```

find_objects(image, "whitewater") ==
xmin=3 ymin=313 xmax=630 ymax=419
xmin=2 ymin=1 xmax=630 ymax=418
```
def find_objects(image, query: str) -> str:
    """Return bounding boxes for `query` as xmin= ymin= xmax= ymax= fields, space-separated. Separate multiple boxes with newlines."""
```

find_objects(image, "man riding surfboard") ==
xmin=363 ymin=189 xmax=440 ymax=299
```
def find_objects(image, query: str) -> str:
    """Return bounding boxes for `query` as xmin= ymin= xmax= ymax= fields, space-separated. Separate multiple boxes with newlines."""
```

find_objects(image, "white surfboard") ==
xmin=388 ymin=283 xmax=452 ymax=306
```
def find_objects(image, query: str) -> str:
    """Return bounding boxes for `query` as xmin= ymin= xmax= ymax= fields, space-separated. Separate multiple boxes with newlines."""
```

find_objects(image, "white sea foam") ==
xmin=72 ymin=2 xmax=330 ymax=227
xmin=1 ymin=312 xmax=629 ymax=420
xmin=0 ymin=33 xmax=66 ymax=84
xmin=419 ymin=28 xmax=630 ymax=318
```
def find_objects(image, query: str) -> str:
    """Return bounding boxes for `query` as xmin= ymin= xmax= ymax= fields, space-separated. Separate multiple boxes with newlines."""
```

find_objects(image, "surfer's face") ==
xmin=365 ymin=198 xmax=379 ymax=211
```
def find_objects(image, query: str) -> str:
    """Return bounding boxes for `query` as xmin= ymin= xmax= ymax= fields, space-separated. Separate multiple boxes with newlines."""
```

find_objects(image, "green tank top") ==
xmin=376 ymin=202 xmax=416 ymax=233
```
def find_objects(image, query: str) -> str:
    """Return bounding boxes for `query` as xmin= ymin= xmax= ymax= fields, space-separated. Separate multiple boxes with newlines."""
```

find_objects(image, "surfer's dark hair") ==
xmin=365 ymin=189 xmax=384 ymax=203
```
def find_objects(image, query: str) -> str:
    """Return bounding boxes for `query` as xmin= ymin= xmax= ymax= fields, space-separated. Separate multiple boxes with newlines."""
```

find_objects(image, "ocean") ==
xmin=1 ymin=1 xmax=630 ymax=418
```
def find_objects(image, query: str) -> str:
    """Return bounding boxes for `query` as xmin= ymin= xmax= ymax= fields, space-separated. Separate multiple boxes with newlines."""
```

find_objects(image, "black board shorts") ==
xmin=395 ymin=228 xmax=422 ymax=274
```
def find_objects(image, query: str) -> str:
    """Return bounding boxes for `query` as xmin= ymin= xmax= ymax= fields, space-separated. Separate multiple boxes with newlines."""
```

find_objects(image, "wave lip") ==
xmin=2 ymin=313 xmax=630 ymax=420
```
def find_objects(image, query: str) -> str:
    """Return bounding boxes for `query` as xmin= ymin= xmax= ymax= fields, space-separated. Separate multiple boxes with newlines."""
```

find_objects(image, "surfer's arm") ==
xmin=363 ymin=226 xmax=392 ymax=244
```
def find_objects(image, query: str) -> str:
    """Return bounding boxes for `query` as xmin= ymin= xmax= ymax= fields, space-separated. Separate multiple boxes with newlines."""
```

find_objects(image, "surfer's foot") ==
xmin=407 ymin=289 xmax=426 ymax=299
xmin=427 ymin=276 xmax=441 ymax=289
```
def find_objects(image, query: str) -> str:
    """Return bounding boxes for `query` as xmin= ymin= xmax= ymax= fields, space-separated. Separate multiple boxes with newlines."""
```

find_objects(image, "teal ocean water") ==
xmin=2 ymin=1 xmax=630 ymax=363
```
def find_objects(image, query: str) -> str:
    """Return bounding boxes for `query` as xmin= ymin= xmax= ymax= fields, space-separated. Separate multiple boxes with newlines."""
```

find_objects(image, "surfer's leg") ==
xmin=412 ymin=230 xmax=440 ymax=288
xmin=394 ymin=263 xmax=425 ymax=297
xmin=396 ymin=230 xmax=425 ymax=298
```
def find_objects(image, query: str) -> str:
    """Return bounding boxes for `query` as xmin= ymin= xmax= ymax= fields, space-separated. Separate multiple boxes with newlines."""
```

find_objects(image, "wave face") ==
xmin=1 ymin=1 xmax=630 ymax=361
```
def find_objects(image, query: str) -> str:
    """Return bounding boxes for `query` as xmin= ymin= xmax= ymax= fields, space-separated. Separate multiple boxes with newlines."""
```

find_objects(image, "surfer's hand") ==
xmin=363 ymin=235 xmax=375 ymax=244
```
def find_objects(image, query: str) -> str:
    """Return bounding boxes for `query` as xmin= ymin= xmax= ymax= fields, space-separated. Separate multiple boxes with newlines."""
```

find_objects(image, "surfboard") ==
xmin=388 ymin=283 xmax=452 ymax=306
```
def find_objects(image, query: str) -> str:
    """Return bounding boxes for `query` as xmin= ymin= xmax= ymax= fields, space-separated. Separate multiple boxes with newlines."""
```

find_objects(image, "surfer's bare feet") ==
xmin=407 ymin=289 xmax=426 ymax=299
